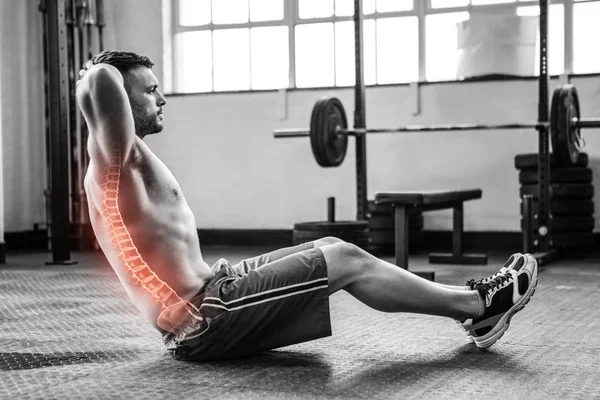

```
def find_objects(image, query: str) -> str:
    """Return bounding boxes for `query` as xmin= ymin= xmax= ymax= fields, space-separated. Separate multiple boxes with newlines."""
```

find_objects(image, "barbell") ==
xmin=274 ymin=84 xmax=599 ymax=168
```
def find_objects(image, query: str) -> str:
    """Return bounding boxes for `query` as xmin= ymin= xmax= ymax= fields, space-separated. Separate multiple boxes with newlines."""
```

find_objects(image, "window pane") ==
xmin=377 ymin=17 xmax=418 ymax=83
xmin=335 ymin=0 xmax=353 ymax=16
xmin=251 ymin=26 xmax=289 ymax=89
xmin=364 ymin=19 xmax=377 ymax=85
xmin=335 ymin=21 xmax=355 ymax=86
xmin=212 ymin=0 xmax=248 ymax=24
xmin=426 ymin=12 xmax=469 ymax=81
xmin=376 ymin=0 xmax=412 ymax=12
xmin=517 ymin=5 xmax=564 ymax=75
xmin=213 ymin=29 xmax=250 ymax=91
xmin=295 ymin=23 xmax=335 ymax=87
xmin=178 ymin=0 xmax=210 ymax=26
xmin=250 ymin=0 xmax=283 ymax=22
xmin=573 ymin=2 xmax=600 ymax=74
xmin=472 ymin=0 xmax=516 ymax=4
xmin=364 ymin=0 xmax=375 ymax=15
xmin=431 ymin=0 xmax=469 ymax=8
xmin=299 ymin=0 xmax=334 ymax=19
xmin=175 ymin=31 xmax=212 ymax=92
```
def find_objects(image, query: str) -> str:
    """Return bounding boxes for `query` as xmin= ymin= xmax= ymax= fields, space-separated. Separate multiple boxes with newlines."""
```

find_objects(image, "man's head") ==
xmin=87 ymin=50 xmax=167 ymax=139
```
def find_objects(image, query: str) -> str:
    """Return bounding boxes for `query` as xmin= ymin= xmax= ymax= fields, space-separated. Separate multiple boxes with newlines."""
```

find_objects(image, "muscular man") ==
xmin=77 ymin=50 xmax=538 ymax=361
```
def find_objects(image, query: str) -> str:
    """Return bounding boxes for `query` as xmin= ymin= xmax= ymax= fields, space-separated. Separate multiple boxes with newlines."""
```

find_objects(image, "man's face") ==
xmin=125 ymin=67 xmax=167 ymax=138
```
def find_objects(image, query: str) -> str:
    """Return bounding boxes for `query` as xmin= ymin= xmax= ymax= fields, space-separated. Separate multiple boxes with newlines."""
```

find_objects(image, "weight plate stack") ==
xmin=293 ymin=221 xmax=370 ymax=248
xmin=366 ymin=200 xmax=424 ymax=254
xmin=515 ymin=153 xmax=595 ymax=251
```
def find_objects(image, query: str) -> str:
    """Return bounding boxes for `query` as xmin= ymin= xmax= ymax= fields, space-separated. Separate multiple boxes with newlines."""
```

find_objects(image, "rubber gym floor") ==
xmin=1 ymin=246 xmax=598 ymax=400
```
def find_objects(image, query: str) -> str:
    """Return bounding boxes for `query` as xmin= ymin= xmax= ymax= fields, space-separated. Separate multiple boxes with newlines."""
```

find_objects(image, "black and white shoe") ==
xmin=461 ymin=253 xmax=538 ymax=349
xmin=456 ymin=253 xmax=523 ymax=340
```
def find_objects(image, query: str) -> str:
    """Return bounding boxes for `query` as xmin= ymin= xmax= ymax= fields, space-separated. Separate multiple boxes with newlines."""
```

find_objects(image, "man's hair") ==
xmin=87 ymin=50 xmax=154 ymax=90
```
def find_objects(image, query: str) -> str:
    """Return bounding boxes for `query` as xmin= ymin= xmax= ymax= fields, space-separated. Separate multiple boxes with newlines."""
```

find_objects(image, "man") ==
xmin=77 ymin=50 xmax=538 ymax=361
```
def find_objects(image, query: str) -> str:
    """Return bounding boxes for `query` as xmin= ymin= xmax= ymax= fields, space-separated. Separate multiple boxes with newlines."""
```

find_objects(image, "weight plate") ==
xmin=309 ymin=97 xmax=348 ymax=167
xmin=539 ymin=232 xmax=594 ymax=248
xmin=310 ymin=98 xmax=328 ymax=167
xmin=294 ymin=229 xmax=369 ymax=240
xmin=293 ymin=235 xmax=370 ymax=247
xmin=514 ymin=153 xmax=588 ymax=169
xmin=551 ymin=84 xmax=583 ymax=166
xmin=294 ymin=221 xmax=369 ymax=232
xmin=520 ymin=199 xmax=595 ymax=216
xmin=521 ymin=216 xmax=595 ymax=232
xmin=518 ymin=167 xmax=592 ymax=185
xmin=370 ymin=230 xmax=425 ymax=246
xmin=368 ymin=215 xmax=424 ymax=230
xmin=520 ymin=183 xmax=594 ymax=199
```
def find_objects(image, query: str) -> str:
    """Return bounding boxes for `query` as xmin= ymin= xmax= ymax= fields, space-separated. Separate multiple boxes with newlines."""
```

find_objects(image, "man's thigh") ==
xmin=231 ymin=242 xmax=314 ymax=274
xmin=186 ymin=246 xmax=332 ymax=360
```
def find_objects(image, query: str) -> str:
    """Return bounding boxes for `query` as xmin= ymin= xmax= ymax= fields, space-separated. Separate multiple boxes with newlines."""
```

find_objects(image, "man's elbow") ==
xmin=86 ymin=65 xmax=125 ymax=90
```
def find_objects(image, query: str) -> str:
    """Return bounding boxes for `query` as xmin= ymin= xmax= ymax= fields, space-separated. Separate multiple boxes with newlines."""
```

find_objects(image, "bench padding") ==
xmin=374 ymin=189 xmax=482 ymax=206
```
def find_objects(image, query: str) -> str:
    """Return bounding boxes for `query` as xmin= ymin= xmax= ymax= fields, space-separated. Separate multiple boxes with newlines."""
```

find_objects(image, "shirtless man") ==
xmin=77 ymin=50 xmax=539 ymax=361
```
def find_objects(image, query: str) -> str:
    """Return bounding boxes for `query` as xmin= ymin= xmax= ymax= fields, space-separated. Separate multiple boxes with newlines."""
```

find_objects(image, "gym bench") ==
xmin=374 ymin=189 xmax=488 ymax=281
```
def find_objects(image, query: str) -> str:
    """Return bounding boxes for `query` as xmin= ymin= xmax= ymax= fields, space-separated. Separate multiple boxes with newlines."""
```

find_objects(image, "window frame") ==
xmin=165 ymin=0 xmax=594 ymax=94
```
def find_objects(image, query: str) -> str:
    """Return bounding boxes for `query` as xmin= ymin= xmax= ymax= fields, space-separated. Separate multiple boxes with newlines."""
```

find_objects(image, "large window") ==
xmin=166 ymin=0 xmax=600 ymax=93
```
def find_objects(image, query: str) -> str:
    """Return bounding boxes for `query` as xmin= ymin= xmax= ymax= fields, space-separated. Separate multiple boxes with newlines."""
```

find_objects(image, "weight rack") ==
xmin=348 ymin=0 xmax=560 ymax=265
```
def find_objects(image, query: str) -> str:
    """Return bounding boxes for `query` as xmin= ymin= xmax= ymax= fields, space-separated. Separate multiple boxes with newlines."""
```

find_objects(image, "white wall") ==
xmin=1 ymin=0 xmax=599 ymax=234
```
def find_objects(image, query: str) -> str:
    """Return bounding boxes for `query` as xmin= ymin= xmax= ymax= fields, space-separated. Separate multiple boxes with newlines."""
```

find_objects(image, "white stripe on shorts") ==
xmin=200 ymin=284 xmax=329 ymax=312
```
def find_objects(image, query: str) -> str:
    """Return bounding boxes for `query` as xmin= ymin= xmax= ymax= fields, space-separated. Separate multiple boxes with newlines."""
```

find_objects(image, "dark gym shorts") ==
xmin=161 ymin=242 xmax=332 ymax=361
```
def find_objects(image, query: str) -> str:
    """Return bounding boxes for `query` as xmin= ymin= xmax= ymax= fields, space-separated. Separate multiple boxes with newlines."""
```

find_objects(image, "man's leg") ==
xmin=321 ymin=242 xmax=483 ymax=321
xmin=231 ymin=237 xmax=345 ymax=274
xmin=235 ymin=236 xmax=470 ymax=292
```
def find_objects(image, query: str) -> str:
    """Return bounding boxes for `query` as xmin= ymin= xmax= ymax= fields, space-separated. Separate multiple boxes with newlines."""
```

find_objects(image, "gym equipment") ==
xmin=520 ymin=199 xmax=595 ymax=216
xmin=38 ymin=0 xmax=106 ymax=263
xmin=373 ymin=189 xmax=488 ymax=280
xmin=514 ymin=152 xmax=588 ymax=169
xmin=274 ymin=86 xmax=600 ymax=168
xmin=518 ymin=167 xmax=592 ymax=185
xmin=520 ymin=183 xmax=594 ymax=199
xmin=293 ymin=198 xmax=369 ymax=247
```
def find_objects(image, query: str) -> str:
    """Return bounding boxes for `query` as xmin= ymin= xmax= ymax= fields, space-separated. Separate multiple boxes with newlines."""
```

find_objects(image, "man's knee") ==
xmin=313 ymin=236 xmax=345 ymax=248
xmin=321 ymin=241 xmax=373 ymax=292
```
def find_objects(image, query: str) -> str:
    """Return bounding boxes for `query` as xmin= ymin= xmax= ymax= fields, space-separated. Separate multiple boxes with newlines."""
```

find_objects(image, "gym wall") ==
xmin=0 ymin=0 xmax=598 ymax=236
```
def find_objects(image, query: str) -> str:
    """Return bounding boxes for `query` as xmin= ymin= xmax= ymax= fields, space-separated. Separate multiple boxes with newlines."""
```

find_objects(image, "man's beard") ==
xmin=131 ymin=100 xmax=163 ymax=138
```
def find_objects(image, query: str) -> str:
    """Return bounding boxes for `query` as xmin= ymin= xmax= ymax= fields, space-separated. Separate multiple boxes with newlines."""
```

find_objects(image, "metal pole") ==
xmin=522 ymin=194 xmax=534 ymax=254
xmin=536 ymin=0 xmax=551 ymax=253
xmin=44 ymin=0 xmax=77 ymax=265
xmin=327 ymin=197 xmax=335 ymax=223
xmin=96 ymin=0 xmax=105 ymax=50
xmin=353 ymin=0 xmax=368 ymax=221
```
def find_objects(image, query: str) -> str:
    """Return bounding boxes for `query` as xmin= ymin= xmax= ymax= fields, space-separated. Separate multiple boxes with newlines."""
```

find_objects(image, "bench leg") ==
xmin=429 ymin=203 xmax=487 ymax=265
xmin=394 ymin=205 xmax=435 ymax=281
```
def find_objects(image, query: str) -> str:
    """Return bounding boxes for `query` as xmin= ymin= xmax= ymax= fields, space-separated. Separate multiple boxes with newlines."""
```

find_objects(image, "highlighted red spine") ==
xmin=98 ymin=152 xmax=196 ymax=333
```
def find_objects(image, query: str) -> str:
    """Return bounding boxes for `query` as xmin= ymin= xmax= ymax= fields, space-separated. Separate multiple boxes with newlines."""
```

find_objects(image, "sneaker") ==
xmin=455 ymin=253 xmax=523 ymax=340
xmin=461 ymin=253 xmax=538 ymax=349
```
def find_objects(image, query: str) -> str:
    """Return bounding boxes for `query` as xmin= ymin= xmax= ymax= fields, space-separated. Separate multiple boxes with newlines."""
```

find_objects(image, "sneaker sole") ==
xmin=472 ymin=255 xmax=539 ymax=349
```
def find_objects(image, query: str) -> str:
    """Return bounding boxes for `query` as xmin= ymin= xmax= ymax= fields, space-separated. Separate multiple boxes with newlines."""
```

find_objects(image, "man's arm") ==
xmin=76 ymin=63 xmax=135 ymax=169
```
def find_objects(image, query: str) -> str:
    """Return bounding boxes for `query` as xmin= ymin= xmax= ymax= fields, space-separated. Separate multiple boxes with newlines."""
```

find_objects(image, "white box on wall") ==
xmin=457 ymin=15 xmax=538 ymax=79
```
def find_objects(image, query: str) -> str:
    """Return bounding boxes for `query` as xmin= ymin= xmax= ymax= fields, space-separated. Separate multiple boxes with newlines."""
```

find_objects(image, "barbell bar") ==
xmin=274 ymin=84 xmax=598 ymax=168
xmin=274 ymin=122 xmax=547 ymax=138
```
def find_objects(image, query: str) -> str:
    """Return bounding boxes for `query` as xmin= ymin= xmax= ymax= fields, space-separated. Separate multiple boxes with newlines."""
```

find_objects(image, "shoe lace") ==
xmin=466 ymin=267 xmax=509 ymax=290
xmin=475 ymin=273 xmax=513 ymax=301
